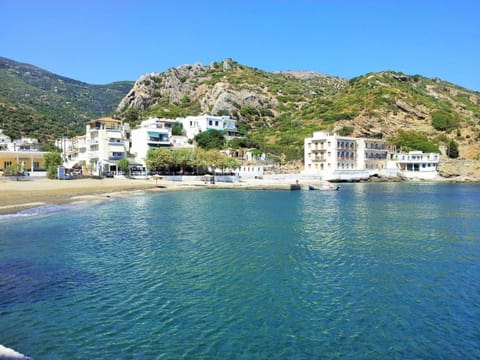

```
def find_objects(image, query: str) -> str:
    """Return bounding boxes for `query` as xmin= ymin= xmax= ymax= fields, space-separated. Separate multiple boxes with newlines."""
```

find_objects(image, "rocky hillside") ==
xmin=0 ymin=56 xmax=133 ymax=141
xmin=116 ymin=59 xmax=480 ymax=162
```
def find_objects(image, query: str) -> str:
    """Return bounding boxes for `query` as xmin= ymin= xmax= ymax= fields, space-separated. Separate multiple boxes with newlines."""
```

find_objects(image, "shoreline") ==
xmin=1 ymin=175 xmax=478 ymax=216
xmin=0 ymin=177 xmax=300 ymax=215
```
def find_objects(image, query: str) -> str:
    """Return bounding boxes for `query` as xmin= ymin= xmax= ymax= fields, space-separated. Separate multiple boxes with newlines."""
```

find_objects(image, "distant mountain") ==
xmin=116 ymin=59 xmax=480 ymax=160
xmin=0 ymin=56 xmax=134 ymax=141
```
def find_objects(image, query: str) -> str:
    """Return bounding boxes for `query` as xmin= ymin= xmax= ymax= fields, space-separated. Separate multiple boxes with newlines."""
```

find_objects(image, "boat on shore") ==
xmin=308 ymin=184 xmax=340 ymax=191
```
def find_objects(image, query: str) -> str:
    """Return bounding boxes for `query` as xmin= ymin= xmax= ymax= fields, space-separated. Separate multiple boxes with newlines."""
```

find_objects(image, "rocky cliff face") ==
xmin=117 ymin=59 xmax=347 ymax=124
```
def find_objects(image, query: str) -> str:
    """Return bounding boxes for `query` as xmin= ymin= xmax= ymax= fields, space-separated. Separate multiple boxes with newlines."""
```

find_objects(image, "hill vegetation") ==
xmin=116 ymin=59 xmax=480 ymax=161
xmin=0 ymin=56 xmax=133 ymax=141
xmin=2 ymin=56 xmax=480 ymax=162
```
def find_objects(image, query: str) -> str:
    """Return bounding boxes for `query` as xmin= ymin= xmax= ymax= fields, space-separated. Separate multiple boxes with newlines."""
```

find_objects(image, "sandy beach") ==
xmin=0 ymin=177 xmax=161 ymax=214
xmin=0 ymin=176 xmax=303 ymax=215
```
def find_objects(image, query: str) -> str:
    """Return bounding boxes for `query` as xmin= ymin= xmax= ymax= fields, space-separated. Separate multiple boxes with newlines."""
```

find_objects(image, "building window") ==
xmin=33 ymin=162 xmax=40 ymax=169
xmin=215 ymin=121 xmax=219 ymax=126
xmin=4 ymin=161 xmax=12 ymax=168
xmin=209 ymin=120 xmax=213 ymax=126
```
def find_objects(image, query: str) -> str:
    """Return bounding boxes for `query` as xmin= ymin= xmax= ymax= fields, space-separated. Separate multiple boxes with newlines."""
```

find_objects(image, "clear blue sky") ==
xmin=2 ymin=0 xmax=479 ymax=91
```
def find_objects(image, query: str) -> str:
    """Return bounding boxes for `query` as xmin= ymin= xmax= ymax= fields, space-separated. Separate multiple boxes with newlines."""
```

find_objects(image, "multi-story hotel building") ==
xmin=130 ymin=118 xmax=176 ymax=167
xmin=85 ymin=117 xmax=129 ymax=174
xmin=304 ymin=131 xmax=439 ymax=180
xmin=304 ymin=131 xmax=388 ymax=178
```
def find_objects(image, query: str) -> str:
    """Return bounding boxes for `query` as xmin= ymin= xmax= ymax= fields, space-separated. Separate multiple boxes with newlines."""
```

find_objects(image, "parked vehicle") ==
xmin=102 ymin=172 xmax=114 ymax=178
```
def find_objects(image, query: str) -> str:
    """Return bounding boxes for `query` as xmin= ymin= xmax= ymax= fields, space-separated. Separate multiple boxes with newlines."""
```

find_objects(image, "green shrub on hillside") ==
xmin=431 ymin=110 xmax=459 ymax=131
xmin=390 ymin=130 xmax=439 ymax=153
xmin=337 ymin=126 xmax=354 ymax=136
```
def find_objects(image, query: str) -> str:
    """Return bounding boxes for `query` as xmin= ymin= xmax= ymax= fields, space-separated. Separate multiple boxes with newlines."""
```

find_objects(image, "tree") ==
xmin=191 ymin=148 xmax=209 ymax=173
xmin=447 ymin=140 xmax=459 ymax=158
xmin=5 ymin=162 xmax=23 ymax=181
xmin=124 ymin=108 xmax=140 ymax=123
xmin=41 ymin=141 xmax=61 ymax=152
xmin=44 ymin=151 xmax=63 ymax=179
xmin=146 ymin=148 xmax=173 ymax=174
xmin=172 ymin=122 xmax=183 ymax=136
xmin=171 ymin=148 xmax=194 ymax=174
xmin=118 ymin=158 xmax=130 ymax=177
xmin=228 ymin=137 xmax=259 ymax=149
xmin=194 ymin=129 xmax=226 ymax=150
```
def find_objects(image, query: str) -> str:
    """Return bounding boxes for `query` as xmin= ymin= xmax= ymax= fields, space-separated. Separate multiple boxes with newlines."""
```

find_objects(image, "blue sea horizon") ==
xmin=1 ymin=183 xmax=479 ymax=359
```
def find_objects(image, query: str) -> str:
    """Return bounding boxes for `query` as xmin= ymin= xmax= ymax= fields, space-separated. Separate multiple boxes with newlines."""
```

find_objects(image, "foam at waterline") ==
xmin=0 ymin=344 xmax=32 ymax=359
xmin=0 ymin=200 xmax=101 ymax=221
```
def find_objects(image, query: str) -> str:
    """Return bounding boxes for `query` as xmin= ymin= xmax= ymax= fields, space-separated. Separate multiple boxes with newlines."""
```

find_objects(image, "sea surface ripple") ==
xmin=0 ymin=183 xmax=479 ymax=359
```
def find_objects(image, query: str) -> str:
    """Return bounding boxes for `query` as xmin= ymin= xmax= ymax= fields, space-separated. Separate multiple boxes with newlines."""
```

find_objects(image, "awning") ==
xmin=148 ymin=131 xmax=168 ymax=137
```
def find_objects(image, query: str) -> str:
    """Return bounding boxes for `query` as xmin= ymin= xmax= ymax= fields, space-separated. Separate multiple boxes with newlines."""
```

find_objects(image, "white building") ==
xmin=179 ymin=115 xmax=238 ymax=140
xmin=386 ymin=151 xmax=439 ymax=180
xmin=303 ymin=131 xmax=388 ymax=180
xmin=85 ymin=117 xmax=128 ymax=175
xmin=170 ymin=135 xmax=193 ymax=149
xmin=0 ymin=129 xmax=11 ymax=151
xmin=56 ymin=135 xmax=87 ymax=168
xmin=129 ymin=118 xmax=177 ymax=167
xmin=303 ymin=131 xmax=439 ymax=181
xmin=8 ymin=137 xmax=40 ymax=152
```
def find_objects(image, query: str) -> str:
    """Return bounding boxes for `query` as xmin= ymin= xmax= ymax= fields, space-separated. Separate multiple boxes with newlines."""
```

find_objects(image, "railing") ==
xmin=109 ymin=155 xmax=125 ymax=160
xmin=337 ymin=156 xmax=356 ymax=160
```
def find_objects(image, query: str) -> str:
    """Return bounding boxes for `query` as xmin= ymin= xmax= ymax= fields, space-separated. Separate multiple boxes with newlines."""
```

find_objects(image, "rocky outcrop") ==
xmin=395 ymin=100 xmax=426 ymax=119
xmin=116 ymin=59 xmax=344 ymax=120
xmin=438 ymin=158 xmax=480 ymax=181
xmin=117 ymin=63 xmax=209 ymax=111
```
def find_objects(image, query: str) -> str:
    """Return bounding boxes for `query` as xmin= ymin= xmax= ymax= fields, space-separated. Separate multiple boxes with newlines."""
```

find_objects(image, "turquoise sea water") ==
xmin=1 ymin=183 xmax=479 ymax=359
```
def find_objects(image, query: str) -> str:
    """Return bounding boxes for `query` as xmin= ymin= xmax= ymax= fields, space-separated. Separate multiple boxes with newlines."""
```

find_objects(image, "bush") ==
xmin=337 ymin=126 xmax=354 ymax=136
xmin=194 ymin=129 xmax=226 ymax=150
xmin=390 ymin=130 xmax=439 ymax=153
xmin=44 ymin=151 xmax=63 ymax=179
xmin=431 ymin=110 xmax=459 ymax=131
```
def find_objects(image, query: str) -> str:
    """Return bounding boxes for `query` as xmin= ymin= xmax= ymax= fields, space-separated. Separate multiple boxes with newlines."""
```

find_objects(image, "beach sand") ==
xmin=0 ymin=176 xmax=303 ymax=215
xmin=0 ymin=177 xmax=163 ymax=214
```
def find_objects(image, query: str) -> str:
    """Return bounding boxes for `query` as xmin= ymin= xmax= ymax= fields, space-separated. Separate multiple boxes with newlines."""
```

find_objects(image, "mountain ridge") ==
xmin=0 ymin=56 xmax=134 ymax=141
xmin=115 ymin=59 xmax=480 ymax=161
xmin=1 ymin=56 xmax=479 ymax=163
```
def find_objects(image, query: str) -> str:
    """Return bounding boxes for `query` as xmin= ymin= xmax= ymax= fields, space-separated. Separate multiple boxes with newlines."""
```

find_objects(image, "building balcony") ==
xmin=148 ymin=140 xmax=171 ymax=145
xmin=148 ymin=136 xmax=169 ymax=143
xmin=109 ymin=155 xmax=125 ymax=160
xmin=87 ymin=152 xmax=99 ymax=160
xmin=311 ymin=157 xmax=326 ymax=162
xmin=311 ymin=148 xmax=326 ymax=153
xmin=337 ymin=156 xmax=356 ymax=160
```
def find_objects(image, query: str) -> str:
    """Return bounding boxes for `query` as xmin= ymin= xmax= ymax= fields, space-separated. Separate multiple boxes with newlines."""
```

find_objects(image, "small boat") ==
xmin=308 ymin=184 xmax=340 ymax=191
